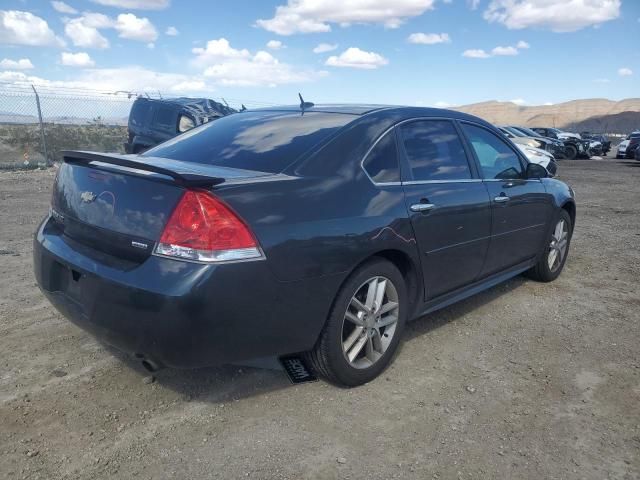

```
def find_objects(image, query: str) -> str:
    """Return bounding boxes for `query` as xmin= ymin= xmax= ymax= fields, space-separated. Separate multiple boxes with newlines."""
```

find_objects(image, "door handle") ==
xmin=494 ymin=195 xmax=510 ymax=203
xmin=410 ymin=203 xmax=435 ymax=212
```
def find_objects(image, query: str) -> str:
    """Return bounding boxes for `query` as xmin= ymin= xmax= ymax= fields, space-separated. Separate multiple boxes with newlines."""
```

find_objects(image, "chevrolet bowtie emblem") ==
xmin=80 ymin=191 xmax=97 ymax=203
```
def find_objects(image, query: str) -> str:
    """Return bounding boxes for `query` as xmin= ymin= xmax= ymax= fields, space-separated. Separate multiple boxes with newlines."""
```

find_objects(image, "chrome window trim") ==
xmin=361 ymin=116 xmax=479 ymax=187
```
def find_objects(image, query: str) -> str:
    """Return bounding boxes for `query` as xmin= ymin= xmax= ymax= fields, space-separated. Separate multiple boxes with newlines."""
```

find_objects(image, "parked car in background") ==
xmin=580 ymin=132 xmax=611 ymax=156
xmin=616 ymin=132 xmax=640 ymax=159
xmin=34 ymin=105 xmax=575 ymax=387
xmin=531 ymin=127 xmax=591 ymax=159
xmin=626 ymin=132 xmax=640 ymax=159
xmin=515 ymin=144 xmax=558 ymax=177
xmin=508 ymin=126 xmax=567 ymax=159
xmin=124 ymin=97 xmax=236 ymax=153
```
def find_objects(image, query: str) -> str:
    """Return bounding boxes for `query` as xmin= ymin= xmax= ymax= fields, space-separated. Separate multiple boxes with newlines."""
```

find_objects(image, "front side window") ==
xmin=154 ymin=107 xmax=174 ymax=130
xmin=461 ymin=123 xmax=524 ymax=180
xmin=363 ymin=129 xmax=400 ymax=183
xmin=399 ymin=120 xmax=471 ymax=181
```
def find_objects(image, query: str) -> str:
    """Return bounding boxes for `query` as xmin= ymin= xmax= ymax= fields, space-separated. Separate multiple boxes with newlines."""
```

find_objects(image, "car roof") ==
xmin=247 ymin=104 xmax=494 ymax=125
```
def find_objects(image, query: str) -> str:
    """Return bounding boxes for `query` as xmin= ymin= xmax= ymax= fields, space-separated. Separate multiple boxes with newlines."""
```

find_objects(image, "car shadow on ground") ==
xmin=618 ymin=160 xmax=639 ymax=167
xmin=404 ymin=276 xmax=526 ymax=342
xmin=110 ymin=275 xmax=529 ymax=403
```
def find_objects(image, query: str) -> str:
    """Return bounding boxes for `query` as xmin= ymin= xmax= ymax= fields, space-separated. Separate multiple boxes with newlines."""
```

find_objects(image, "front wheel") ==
xmin=308 ymin=258 xmax=407 ymax=387
xmin=565 ymin=145 xmax=578 ymax=160
xmin=527 ymin=210 xmax=572 ymax=282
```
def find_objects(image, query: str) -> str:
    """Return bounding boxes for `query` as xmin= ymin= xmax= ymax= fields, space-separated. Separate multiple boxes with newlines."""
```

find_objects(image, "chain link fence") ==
xmin=0 ymin=81 xmax=274 ymax=170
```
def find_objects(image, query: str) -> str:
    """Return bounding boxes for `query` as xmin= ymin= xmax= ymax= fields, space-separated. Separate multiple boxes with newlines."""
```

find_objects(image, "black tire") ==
xmin=307 ymin=258 xmax=408 ymax=387
xmin=527 ymin=209 xmax=572 ymax=282
xmin=565 ymin=144 xmax=578 ymax=160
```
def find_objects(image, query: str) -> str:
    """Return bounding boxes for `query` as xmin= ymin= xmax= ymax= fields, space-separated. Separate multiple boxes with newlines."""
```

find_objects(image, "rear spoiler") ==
xmin=61 ymin=151 xmax=226 ymax=188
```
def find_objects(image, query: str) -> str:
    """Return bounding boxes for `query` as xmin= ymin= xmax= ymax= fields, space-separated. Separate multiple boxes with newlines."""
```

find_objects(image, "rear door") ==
xmin=398 ymin=119 xmax=492 ymax=300
xmin=459 ymin=122 xmax=553 ymax=277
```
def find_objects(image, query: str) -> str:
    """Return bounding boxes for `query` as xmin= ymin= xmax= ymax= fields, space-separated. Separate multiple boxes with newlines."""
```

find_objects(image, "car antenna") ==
xmin=299 ymin=93 xmax=314 ymax=116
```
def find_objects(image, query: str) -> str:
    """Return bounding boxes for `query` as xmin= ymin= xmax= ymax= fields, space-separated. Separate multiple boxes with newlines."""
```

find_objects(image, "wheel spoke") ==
xmin=345 ymin=310 xmax=364 ymax=326
xmin=343 ymin=326 xmax=364 ymax=352
xmin=364 ymin=278 xmax=378 ymax=310
xmin=554 ymin=220 xmax=564 ymax=240
xmin=347 ymin=334 xmax=368 ymax=363
xmin=378 ymin=301 xmax=398 ymax=316
xmin=371 ymin=329 xmax=383 ymax=352
xmin=365 ymin=335 xmax=381 ymax=363
xmin=374 ymin=279 xmax=387 ymax=311
xmin=376 ymin=314 xmax=398 ymax=328
xmin=548 ymin=249 xmax=558 ymax=269
xmin=350 ymin=297 xmax=369 ymax=314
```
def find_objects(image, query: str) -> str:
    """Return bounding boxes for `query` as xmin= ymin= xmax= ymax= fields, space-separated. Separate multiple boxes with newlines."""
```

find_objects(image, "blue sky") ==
xmin=0 ymin=0 xmax=638 ymax=108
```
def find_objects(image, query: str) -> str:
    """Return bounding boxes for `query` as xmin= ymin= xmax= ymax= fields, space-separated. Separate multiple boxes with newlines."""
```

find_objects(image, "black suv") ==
xmin=531 ymin=127 xmax=592 ymax=159
xmin=124 ymin=97 xmax=236 ymax=153
xmin=580 ymin=132 xmax=611 ymax=156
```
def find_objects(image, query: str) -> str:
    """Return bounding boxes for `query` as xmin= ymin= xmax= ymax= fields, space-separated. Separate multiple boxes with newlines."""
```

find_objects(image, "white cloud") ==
xmin=60 ymin=51 xmax=95 ymax=67
xmin=51 ymin=1 xmax=78 ymax=14
xmin=463 ymin=48 xmax=490 ymax=58
xmin=468 ymin=0 xmax=481 ymax=9
xmin=266 ymin=40 xmax=283 ymax=49
xmin=0 ymin=67 xmax=210 ymax=94
xmin=147 ymin=42 xmax=155 ymax=49
xmin=618 ymin=67 xmax=633 ymax=76
xmin=491 ymin=45 xmax=518 ymax=56
xmin=0 ymin=10 xmax=65 ymax=47
xmin=407 ymin=32 xmax=451 ymax=44
xmin=543 ymin=102 xmax=554 ymax=106
xmin=484 ymin=0 xmax=621 ymax=32
xmin=193 ymin=38 xmax=325 ymax=87
xmin=511 ymin=98 xmax=526 ymax=105
xmin=64 ymin=12 xmax=158 ymax=47
xmin=434 ymin=101 xmax=451 ymax=107
xmin=90 ymin=0 xmax=169 ymax=9
xmin=165 ymin=26 xmax=178 ymax=36
xmin=313 ymin=42 xmax=338 ymax=53
xmin=256 ymin=0 xmax=437 ymax=35
xmin=115 ymin=13 xmax=158 ymax=42
xmin=325 ymin=47 xmax=388 ymax=69
xmin=64 ymin=13 xmax=112 ymax=49
xmin=465 ymin=40 xmax=529 ymax=58
xmin=0 ymin=58 xmax=34 ymax=70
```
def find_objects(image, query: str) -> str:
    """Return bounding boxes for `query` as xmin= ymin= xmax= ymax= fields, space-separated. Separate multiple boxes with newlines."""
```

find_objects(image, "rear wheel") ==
xmin=565 ymin=144 xmax=578 ymax=160
xmin=527 ymin=210 xmax=572 ymax=282
xmin=308 ymin=258 xmax=407 ymax=387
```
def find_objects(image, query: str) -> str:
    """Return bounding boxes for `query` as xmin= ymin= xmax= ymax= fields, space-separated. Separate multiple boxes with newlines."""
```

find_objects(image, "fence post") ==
xmin=31 ymin=84 xmax=50 ymax=166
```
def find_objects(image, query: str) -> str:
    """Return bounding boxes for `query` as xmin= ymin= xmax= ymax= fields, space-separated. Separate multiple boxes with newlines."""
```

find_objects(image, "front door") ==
xmin=398 ymin=119 xmax=492 ymax=300
xmin=459 ymin=122 xmax=553 ymax=277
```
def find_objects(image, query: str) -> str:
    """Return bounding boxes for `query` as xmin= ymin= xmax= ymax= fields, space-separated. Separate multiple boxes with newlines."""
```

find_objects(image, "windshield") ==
xmin=514 ymin=126 xmax=543 ymax=138
xmin=143 ymin=111 xmax=356 ymax=173
xmin=503 ymin=126 xmax=526 ymax=137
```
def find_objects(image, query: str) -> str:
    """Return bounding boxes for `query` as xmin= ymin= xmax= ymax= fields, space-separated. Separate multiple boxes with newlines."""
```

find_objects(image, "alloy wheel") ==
xmin=341 ymin=276 xmax=400 ymax=369
xmin=548 ymin=219 xmax=569 ymax=272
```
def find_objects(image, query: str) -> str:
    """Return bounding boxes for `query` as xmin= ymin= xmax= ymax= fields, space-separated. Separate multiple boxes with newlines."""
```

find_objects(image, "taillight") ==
xmin=155 ymin=190 xmax=263 ymax=263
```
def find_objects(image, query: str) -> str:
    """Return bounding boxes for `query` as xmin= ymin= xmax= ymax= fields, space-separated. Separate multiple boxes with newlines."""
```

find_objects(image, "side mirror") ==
xmin=526 ymin=162 xmax=549 ymax=179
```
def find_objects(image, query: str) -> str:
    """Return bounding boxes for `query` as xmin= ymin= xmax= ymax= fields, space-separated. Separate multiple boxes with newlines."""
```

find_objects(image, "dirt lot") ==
xmin=1 ymin=156 xmax=639 ymax=480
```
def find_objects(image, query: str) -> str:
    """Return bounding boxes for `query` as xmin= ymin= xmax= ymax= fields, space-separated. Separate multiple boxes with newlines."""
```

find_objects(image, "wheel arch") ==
xmin=561 ymin=200 xmax=576 ymax=228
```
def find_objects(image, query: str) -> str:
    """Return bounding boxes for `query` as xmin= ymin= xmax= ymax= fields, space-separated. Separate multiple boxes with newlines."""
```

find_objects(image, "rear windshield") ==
xmin=143 ymin=111 xmax=356 ymax=173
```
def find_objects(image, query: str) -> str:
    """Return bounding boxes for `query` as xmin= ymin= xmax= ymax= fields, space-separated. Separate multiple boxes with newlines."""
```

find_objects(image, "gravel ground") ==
xmin=1 ymin=154 xmax=639 ymax=480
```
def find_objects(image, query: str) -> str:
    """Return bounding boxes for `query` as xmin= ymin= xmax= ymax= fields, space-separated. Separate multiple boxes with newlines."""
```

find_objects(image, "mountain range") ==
xmin=453 ymin=98 xmax=640 ymax=134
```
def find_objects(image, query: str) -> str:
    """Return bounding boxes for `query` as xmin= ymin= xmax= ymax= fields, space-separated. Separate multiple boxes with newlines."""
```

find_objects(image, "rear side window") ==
xmin=129 ymin=101 xmax=152 ymax=127
xmin=363 ymin=130 xmax=400 ymax=183
xmin=144 ymin=111 xmax=355 ymax=173
xmin=461 ymin=123 xmax=524 ymax=180
xmin=399 ymin=120 xmax=471 ymax=181
xmin=154 ymin=106 xmax=175 ymax=131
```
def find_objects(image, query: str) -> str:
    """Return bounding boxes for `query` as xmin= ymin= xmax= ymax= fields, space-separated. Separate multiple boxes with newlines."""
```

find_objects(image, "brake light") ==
xmin=155 ymin=190 xmax=263 ymax=263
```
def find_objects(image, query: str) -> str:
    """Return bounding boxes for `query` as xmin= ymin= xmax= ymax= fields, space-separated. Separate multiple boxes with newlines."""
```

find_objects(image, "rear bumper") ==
xmin=34 ymin=216 xmax=336 ymax=368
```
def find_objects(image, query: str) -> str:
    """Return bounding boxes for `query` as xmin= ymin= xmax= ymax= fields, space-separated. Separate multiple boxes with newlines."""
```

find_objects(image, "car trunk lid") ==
xmin=51 ymin=151 xmax=271 ymax=262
